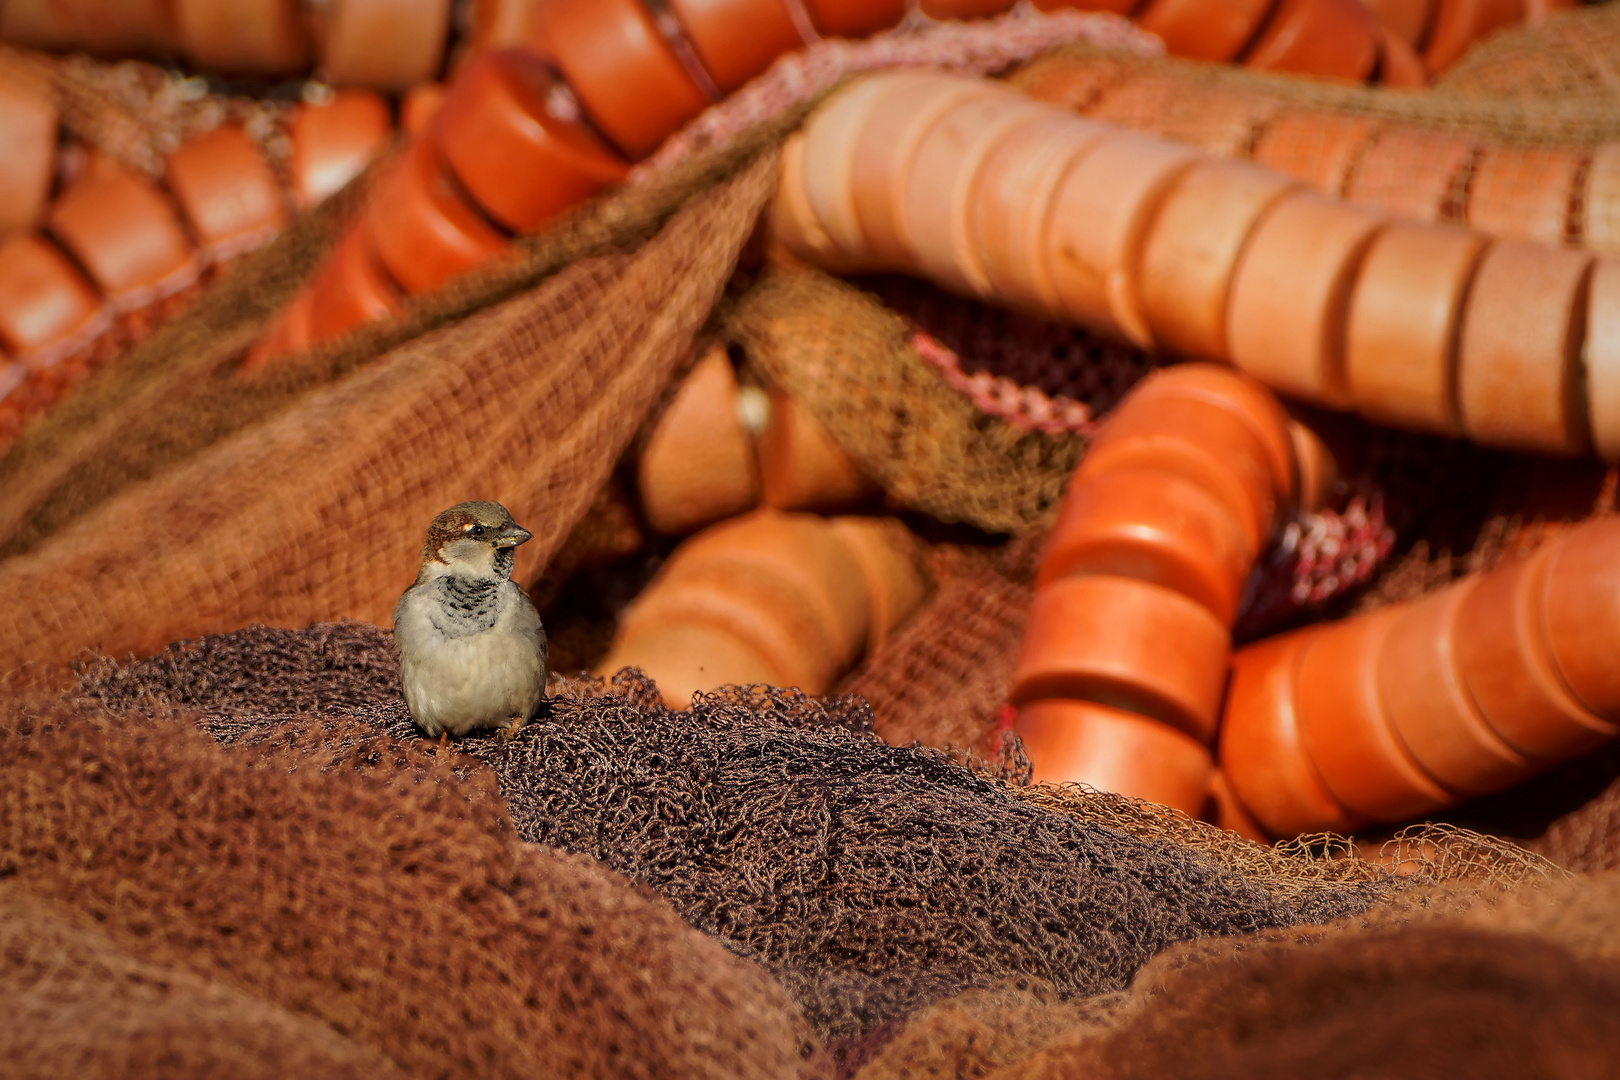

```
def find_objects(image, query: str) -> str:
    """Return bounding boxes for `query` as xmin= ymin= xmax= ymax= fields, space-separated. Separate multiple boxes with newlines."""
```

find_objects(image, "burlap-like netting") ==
xmin=1433 ymin=3 xmax=1620 ymax=101
xmin=0 ymin=148 xmax=778 ymax=668
xmin=1 ymin=698 xmax=815 ymax=1080
xmin=729 ymin=269 xmax=1085 ymax=535
xmin=0 ymin=43 xmax=297 ymax=178
xmin=1010 ymin=24 xmax=1620 ymax=151
xmin=1 ymin=883 xmax=412 ymax=1080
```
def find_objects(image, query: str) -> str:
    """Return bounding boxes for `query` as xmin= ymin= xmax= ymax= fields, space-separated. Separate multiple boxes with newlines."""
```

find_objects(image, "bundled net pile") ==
xmin=35 ymin=621 xmax=1618 ymax=1077
xmin=10 ymin=8 xmax=1620 ymax=1076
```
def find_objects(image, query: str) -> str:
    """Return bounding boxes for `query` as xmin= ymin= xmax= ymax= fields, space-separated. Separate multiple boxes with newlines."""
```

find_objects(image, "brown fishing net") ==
xmin=0 ymin=149 xmax=777 ymax=668
xmin=0 ymin=43 xmax=297 ymax=178
xmin=62 ymin=619 xmax=1620 ymax=1076
xmin=11 ymin=10 xmax=1620 ymax=1075
xmin=1 ymin=882 xmax=411 ymax=1080
xmin=1433 ymin=3 xmax=1620 ymax=101
xmin=75 ymin=622 xmax=1413 ymax=1048
xmin=1 ymin=699 xmax=814 ymax=1080
xmin=843 ymin=538 xmax=1039 ymax=758
xmin=729 ymin=268 xmax=1085 ymax=535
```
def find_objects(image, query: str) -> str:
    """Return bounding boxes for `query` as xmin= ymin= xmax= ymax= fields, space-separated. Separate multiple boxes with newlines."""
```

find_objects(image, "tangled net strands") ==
xmin=51 ymin=619 xmax=1620 ymax=1079
xmin=66 ymin=623 xmax=1559 ymax=1045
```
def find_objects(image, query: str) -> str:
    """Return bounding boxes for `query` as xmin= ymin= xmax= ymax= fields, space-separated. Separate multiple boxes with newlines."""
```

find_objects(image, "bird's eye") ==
xmin=469 ymin=524 xmax=487 ymax=539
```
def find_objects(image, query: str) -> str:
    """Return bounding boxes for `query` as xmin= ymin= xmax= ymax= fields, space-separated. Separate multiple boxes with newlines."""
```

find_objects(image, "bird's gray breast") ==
xmin=430 ymin=575 xmax=502 ymax=637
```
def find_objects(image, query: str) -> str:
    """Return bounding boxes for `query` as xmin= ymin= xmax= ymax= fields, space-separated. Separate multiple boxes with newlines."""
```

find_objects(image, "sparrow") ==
xmin=393 ymin=501 xmax=548 ymax=747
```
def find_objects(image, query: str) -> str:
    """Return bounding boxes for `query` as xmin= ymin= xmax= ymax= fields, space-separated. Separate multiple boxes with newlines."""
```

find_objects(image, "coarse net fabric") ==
xmin=0 ymin=148 xmax=779 ymax=670
xmin=843 ymin=538 xmax=1041 ymax=760
xmin=0 ymin=7 xmax=1156 ymax=671
xmin=0 ymin=43 xmax=297 ymax=179
xmin=1 ymin=699 xmax=816 ymax=1080
xmin=66 ymin=620 xmax=1620 ymax=1077
xmin=728 ymin=268 xmax=1086 ymax=535
xmin=1432 ymin=3 xmax=1620 ymax=102
xmin=1006 ymin=28 xmax=1620 ymax=249
xmin=74 ymin=622 xmax=1442 ymax=1050
xmin=0 ymin=882 xmax=412 ymax=1080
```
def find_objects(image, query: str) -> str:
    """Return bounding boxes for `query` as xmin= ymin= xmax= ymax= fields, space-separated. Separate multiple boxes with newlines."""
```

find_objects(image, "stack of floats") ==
xmin=251 ymin=0 xmax=1486 ymax=365
xmin=1 ymin=0 xmax=454 ymax=88
xmin=0 ymin=87 xmax=390 ymax=444
xmin=772 ymin=70 xmax=1620 ymax=459
xmin=768 ymin=69 xmax=1620 ymax=836
xmin=598 ymin=344 xmax=919 ymax=707
xmin=1012 ymin=54 xmax=1620 ymax=255
xmin=1224 ymin=515 xmax=1620 ymax=836
xmin=1018 ymin=364 xmax=1620 ymax=838
xmin=596 ymin=508 xmax=929 ymax=707
xmin=1011 ymin=363 xmax=1297 ymax=822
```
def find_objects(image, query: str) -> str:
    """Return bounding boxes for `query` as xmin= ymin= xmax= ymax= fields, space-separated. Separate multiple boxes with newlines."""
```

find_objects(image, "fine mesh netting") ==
xmin=1433 ymin=4 xmax=1620 ymax=102
xmin=77 ymin=622 xmax=1416 ymax=1047
xmin=62 ymin=619 xmax=1620 ymax=1076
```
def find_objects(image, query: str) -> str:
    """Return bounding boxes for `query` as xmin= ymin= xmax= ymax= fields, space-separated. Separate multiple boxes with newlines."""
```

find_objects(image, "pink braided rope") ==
xmin=630 ymin=6 xmax=1160 ymax=181
xmin=911 ymin=329 xmax=1096 ymax=437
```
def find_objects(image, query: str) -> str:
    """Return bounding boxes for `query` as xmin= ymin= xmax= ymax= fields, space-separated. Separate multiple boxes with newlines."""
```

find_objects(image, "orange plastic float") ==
xmin=756 ymin=389 xmax=879 ymax=512
xmin=1036 ymin=465 xmax=1255 ymax=624
xmin=638 ymin=347 xmax=761 ymax=535
xmin=1015 ymin=698 xmax=1215 ymax=814
xmin=1293 ymin=607 xmax=1452 ymax=820
xmin=1453 ymin=541 xmax=1618 ymax=760
xmin=1011 ymin=574 xmax=1231 ymax=743
xmin=1344 ymin=222 xmax=1487 ymax=433
xmin=852 ymin=73 xmax=1030 ymax=270
xmin=1135 ymin=0 xmax=1278 ymax=63
xmin=667 ymin=0 xmax=808 ymax=92
xmin=1454 ymin=241 xmax=1593 ymax=454
xmin=1227 ymin=191 xmax=1390 ymax=408
xmin=45 ymin=165 xmax=198 ymax=311
xmin=1046 ymin=131 xmax=1201 ymax=346
xmin=287 ymin=90 xmax=393 ymax=209
xmin=434 ymin=49 xmax=630 ymax=234
xmin=1465 ymin=146 xmax=1585 ymax=247
xmin=319 ymin=0 xmax=453 ymax=90
xmin=0 ymin=75 xmax=57 ymax=234
xmin=0 ymin=234 xmax=106 ymax=359
xmin=164 ymin=126 xmax=289 ymax=263
xmin=1241 ymin=0 xmax=1381 ymax=82
xmin=362 ymin=139 xmax=508 ymax=297
xmin=536 ymin=0 xmax=714 ymax=159
xmin=1250 ymin=112 xmax=1381 ymax=196
xmin=1136 ymin=160 xmax=1300 ymax=361
xmin=1220 ymin=631 xmax=1364 ymax=836
xmin=1376 ymin=579 xmax=1532 ymax=796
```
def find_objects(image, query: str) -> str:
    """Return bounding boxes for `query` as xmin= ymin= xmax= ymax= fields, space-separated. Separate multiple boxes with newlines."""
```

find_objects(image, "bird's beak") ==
xmin=494 ymin=525 xmax=532 ymax=549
